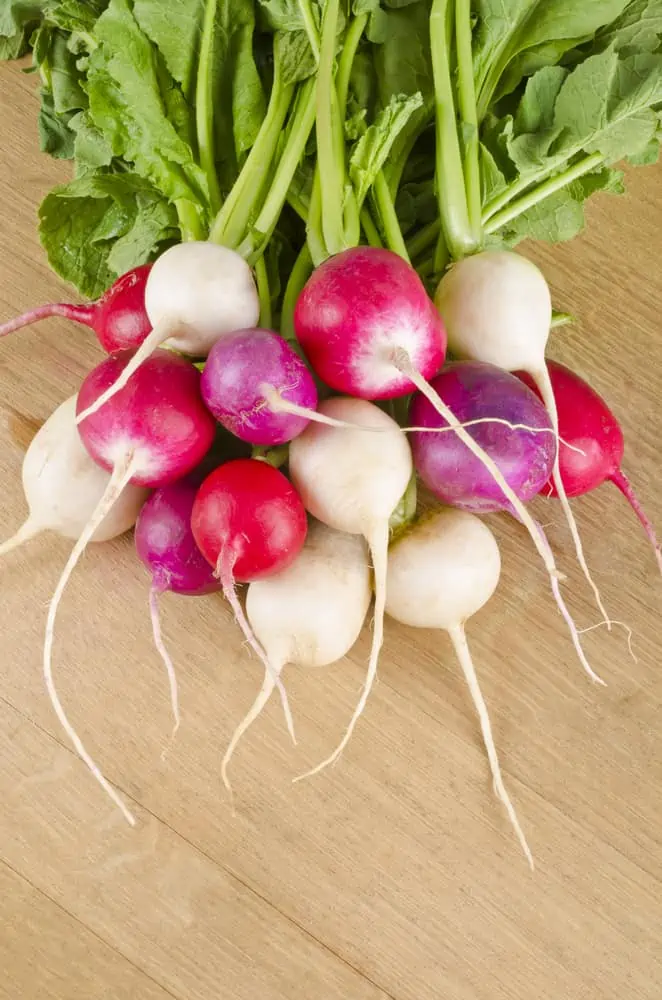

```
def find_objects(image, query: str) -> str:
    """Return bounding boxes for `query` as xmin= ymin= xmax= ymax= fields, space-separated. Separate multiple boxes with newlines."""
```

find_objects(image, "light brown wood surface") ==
xmin=1 ymin=61 xmax=661 ymax=1000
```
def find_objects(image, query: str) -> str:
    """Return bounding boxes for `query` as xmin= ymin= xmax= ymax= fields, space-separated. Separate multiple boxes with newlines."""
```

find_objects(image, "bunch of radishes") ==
xmin=2 ymin=239 xmax=659 ymax=867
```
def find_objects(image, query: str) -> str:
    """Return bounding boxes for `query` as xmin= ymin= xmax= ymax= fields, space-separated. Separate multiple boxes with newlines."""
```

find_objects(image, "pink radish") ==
xmin=0 ymin=265 xmax=152 ymax=353
xmin=288 ymin=396 xmax=413 ymax=777
xmin=191 ymin=458 xmax=309 ymax=743
xmin=434 ymin=250 xmax=610 ymax=625
xmin=44 ymin=349 xmax=216 ymax=825
xmin=518 ymin=360 xmax=662 ymax=576
xmin=134 ymin=478 xmax=221 ymax=736
xmin=222 ymin=521 xmax=371 ymax=791
xmin=0 ymin=395 xmax=148 ymax=558
xmin=386 ymin=507 xmax=533 ymax=868
xmin=76 ymin=242 xmax=260 ymax=423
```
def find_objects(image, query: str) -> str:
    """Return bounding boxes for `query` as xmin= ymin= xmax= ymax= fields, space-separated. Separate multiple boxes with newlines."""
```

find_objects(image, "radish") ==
xmin=200 ymin=328 xmax=319 ymax=445
xmin=0 ymin=395 xmax=148 ymax=558
xmin=434 ymin=249 xmax=610 ymax=625
xmin=385 ymin=507 xmax=534 ymax=869
xmin=518 ymin=360 xmax=662 ymax=576
xmin=44 ymin=349 xmax=216 ymax=825
xmin=191 ymin=458 xmax=309 ymax=742
xmin=76 ymin=242 xmax=260 ymax=422
xmin=134 ymin=478 xmax=221 ymax=736
xmin=408 ymin=362 xmax=601 ymax=683
xmin=222 ymin=521 xmax=371 ymax=791
xmin=0 ymin=265 xmax=152 ymax=353
xmin=288 ymin=396 xmax=413 ymax=777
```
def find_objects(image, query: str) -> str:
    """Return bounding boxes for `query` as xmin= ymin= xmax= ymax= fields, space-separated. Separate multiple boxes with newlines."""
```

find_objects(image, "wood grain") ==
xmin=1 ymin=61 xmax=661 ymax=1000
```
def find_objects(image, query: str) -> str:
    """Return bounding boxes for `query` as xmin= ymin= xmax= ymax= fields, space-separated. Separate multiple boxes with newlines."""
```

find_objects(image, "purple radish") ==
xmin=134 ymin=479 xmax=221 ymax=735
xmin=409 ymin=362 xmax=602 ymax=684
xmin=0 ymin=265 xmax=152 ymax=353
xmin=44 ymin=349 xmax=216 ymax=825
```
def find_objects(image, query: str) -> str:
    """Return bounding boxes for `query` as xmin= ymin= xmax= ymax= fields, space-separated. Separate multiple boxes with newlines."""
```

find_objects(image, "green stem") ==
xmin=306 ymin=169 xmax=327 ymax=264
xmin=455 ymin=0 xmax=481 ymax=243
xmin=337 ymin=14 xmax=368 ymax=115
xmin=287 ymin=189 xmax=310 ymax=222
xmin=255 ymin=256 xmax=272 ymax=328
xmin=430 ymin=0 xmax=476 ymax=263
xmin=484 ymin=152 xmax=604 ymax=235
xmin=407 ymin=219 xmax=440 ymax=261
xmin=317 ymin=0 xmax=347 ymax=256
xmin=374 ymin=173 xmax=409 ymax=261
xmin=361 ymin=208 xmax=383 ymax=248
xmin=239 ymin=80 xmax=318 ymax=263
xmin=210 ymin=42 xmax=294 ymax=247
xmin=298 ymin=0 xmax=321 ymax=62
xmin=175 ymin=200 xmax=204 ymax=241
xmin=281 ymin=243 xmax=313 ymax=339
xmin=195 ymin=0 xmax=223 ymax=215
xmin=551 ymin=310 xmax=573 ymax=329
xmin=483 ymin=151 xmax=604 ymax=225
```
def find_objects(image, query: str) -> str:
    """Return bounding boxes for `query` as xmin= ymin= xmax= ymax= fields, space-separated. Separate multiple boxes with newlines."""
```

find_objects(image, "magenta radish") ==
xmin=518 ymin=360 xmax=662 ymax=576
xmin=76 ymin=242 xmax=260 ymax=423
xmin=134 ymin=479 xmax=221 ymax=735
xmin=200 ymin=328 xmax=319 ymax=445
xmin=191 ymin=458 xmax=309 ymax=741
xmin=288 ymin=397 xmax=413 ymax=778
xmin=385 ymin=507 xmax=533 ymax=868
xmin=434 ymin=249 xmax=610 ymax=625
xmin=222 ymin=522 xmax=371 ymax=791
xmin=0 ymin=395 xmax=149 ymax=558
xmin=0 ymin=264 xmax=152 ymax=353
xmin=408 ymin=362 xmax=601 ymax=684
xmin=44 ymin=349 xmax=216 ymax=825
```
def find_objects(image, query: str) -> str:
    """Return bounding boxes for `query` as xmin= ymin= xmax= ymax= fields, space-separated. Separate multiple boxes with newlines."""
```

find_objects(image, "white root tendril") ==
xmin=217 ymin=548 xmax=296 ymax=746
xmin=0 ymin=518 xmax=40 ymax=557
xmin=149 ymin=586 xmax=181 ymax=740
xmin=449 ymin=624 xmax=534 ymax=870
xmin=221 ymin=665 xmax=281 ymax=805
xmin=76 ymin=321 xmax=173 ymax=424
xmin=293 ymin=520 xmax=389 ymax=783
xmin=533 ymin=367 xmax=612 ymax=629
xmin=578 ymin=620 xmax=637 ymax=664
xmin=43 ymin=454 xmax=138 ymax=826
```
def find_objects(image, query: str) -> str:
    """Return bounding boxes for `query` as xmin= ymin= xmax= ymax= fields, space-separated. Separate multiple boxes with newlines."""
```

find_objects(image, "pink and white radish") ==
xmin=0 ymin=395 xmax=148 ymax=558
xmin=288 ymin=396 xmax=413 ymax=777
xmin=385 ymin=507 xmax=533 ymax=868
xmin=518 ymin=360 xmax=662 ymax=575
xmin=45 ymin=349 xmax=216 ymax=825
xmin=191 ymin=458 xmax=309 ymax=742
xmin=222 ymin=521 xmax=371 ymax=791
xmin=0 ymin=265 xmax=152 ymax=353
xmin=434 ymin=250 xmax=609 ymax=624
xmin=76 ymin=242 xmax=260 ymax=422
xmin=134 ymin=478 xmax=221 ymax=735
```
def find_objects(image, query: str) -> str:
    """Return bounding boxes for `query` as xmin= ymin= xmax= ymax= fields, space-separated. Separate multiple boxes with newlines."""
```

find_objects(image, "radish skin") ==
xmin=434 ymin=250 xmax=610 ymax=626
xmin=76 ymin=242 xmax=260 ymax=423
xmin=222 ymin=522 xmax=371 ymax=791
xmin=288 ymin=397 xmax=413 ymax=777
xmin=385 ymin=508 xmax=534 ymax=868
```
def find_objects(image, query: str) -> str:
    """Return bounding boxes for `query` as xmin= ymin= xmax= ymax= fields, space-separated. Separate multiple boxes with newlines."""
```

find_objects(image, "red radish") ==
xmin=288 ymin=397 xmax=413 ymax=777
xmin=135 ymin=479 xmax=221 ymax=736
xmin=0 ymin=265 xmax=152 ymax=353
xmin=192 ymin=458 xmax=309 ymax=741
xmin=434 ymin=250 xmax=610 ymax=626
xmin=518 ymin=360 xmax=662 ymax=575
xmin=44 ymin=349 xmax=216 ymax=825
xmin=76 ymin=242 xmax=260 ymax=423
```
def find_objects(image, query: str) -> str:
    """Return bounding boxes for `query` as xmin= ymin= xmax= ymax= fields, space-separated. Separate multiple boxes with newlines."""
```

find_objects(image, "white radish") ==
xmin=434 ymin=249 xmax=610 ymax=626
xmin=0 ymin=395 xmax=148 ymax=557
xmin=76 ymin=241 xmax=260 ymax=422
xmin=288 ymin=397 xmax=413 ymax=777
xmin=386 ymin=507 xmax=533 ymax=868
xmin=222 ymin=521 xmax=372 ymax=791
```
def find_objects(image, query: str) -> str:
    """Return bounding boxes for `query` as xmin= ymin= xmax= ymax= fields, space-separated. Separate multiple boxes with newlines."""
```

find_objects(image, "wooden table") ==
xmin=1 ymin=61 xmax=660 ymax=1000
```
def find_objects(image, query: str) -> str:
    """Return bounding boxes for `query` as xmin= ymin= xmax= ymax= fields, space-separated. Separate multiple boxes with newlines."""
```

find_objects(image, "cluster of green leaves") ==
xmin=1 ymin=0 xmax=662 ymax=306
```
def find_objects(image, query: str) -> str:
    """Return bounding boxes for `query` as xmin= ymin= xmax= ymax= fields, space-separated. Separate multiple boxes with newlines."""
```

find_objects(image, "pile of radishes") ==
xmin=2 ymin=239 xmax=659 ymax=867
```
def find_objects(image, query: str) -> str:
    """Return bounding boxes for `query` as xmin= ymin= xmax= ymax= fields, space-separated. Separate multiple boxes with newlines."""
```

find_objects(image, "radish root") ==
xmin=43 ymin=454 xmax=138 ymax=826
xmin=217 ymin=547 xmax=296 ymax=746
xmin=449 ymin=623 xmax=534 ymax=870
xmin=533 ymin=367 xmax=612 ymax=628
xmin=609 ymin=468 xmax=662 ymax=577
xmin=221 ymin=664 xmax=282 ymax=800
xmin=0 ymin=302 xmax=94 ymax=339
xmin=294 ymin=519 xmax=389 ymax=782
xmin=149 ymin=585 xmax=180 ymax=738
xmin=0 ymin=518 xmax=39 ymax=557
